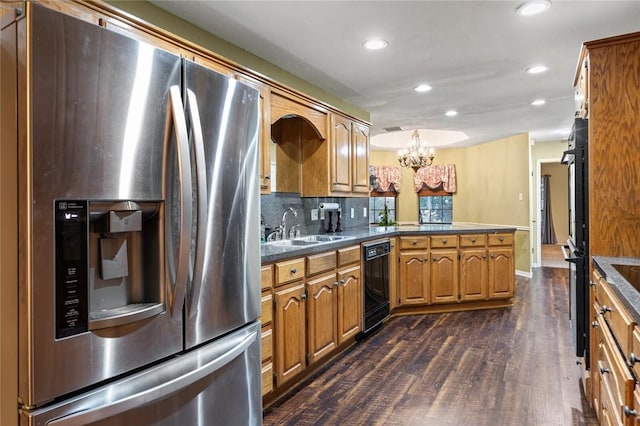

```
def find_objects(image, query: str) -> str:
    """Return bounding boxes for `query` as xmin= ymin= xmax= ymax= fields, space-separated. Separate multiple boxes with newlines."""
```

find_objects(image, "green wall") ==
xmin=371 ymin=133 xmax=531 ymax=273
xmin=104 ymin=0 xmax=369 ymax=122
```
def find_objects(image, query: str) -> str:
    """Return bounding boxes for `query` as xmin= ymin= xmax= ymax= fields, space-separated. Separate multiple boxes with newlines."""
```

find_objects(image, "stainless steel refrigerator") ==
xmin=2 ymin=3 xmax=261 ymax=424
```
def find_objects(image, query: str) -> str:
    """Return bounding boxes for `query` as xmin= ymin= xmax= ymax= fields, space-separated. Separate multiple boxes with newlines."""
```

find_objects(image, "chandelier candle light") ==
xmin=398 ymin=130 xmax=435 ymax=172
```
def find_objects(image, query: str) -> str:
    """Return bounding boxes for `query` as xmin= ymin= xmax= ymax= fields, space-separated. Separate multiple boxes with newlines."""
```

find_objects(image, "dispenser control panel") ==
xmin=55 ymin=200 xmax=88 ymax=338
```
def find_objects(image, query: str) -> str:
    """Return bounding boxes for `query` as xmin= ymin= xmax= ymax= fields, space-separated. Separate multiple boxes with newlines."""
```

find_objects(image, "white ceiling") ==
xmin=150 ymin=0 xmax=640 ymax=149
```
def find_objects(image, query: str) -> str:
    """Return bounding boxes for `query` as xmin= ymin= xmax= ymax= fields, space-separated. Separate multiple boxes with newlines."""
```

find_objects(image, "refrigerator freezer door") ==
xmin=26 ymin=5 xmax=183 ymax=406
xmin=21 ymin=322 xmax=262 ymax=426
xmin=182 ymin=60 xmax=261 ymax=348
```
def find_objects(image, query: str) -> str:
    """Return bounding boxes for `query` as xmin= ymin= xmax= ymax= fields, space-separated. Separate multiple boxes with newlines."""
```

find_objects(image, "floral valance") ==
xmin=413 ymin=164 xmax=457 ymax=193
xmin=370 ymin=165 xmax=402 ymax=193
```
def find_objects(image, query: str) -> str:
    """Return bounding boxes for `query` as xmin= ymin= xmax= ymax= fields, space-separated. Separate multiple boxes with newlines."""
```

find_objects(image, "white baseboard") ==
xmin=516 ymin=269 xmax=532 ymax=278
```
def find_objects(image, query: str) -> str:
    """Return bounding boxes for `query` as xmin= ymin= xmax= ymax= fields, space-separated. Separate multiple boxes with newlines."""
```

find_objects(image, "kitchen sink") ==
xmin=264 ymin=234 xmax=353 ymax=247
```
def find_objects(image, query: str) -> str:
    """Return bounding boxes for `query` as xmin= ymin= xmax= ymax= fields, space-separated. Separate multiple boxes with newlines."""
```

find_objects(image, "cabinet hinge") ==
xmin=273 ymin=297 xmax=277 ymax=306
xmin=305 ymin=353 xmax=310 ymax=365
xmin=273 ymin=372 xmax=277 ymax=379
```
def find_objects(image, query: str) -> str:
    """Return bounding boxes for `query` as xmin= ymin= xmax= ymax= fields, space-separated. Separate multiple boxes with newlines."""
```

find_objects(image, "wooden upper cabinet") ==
xmin=236 ymin=73 xmax=271 ymax=194
xmin=190 ymin=53 xmax=235 ymax=77
xmin=330 ymin=114 xmax=352 ymax=193
xmin=352 ymin=122 xmax=370 ymax=194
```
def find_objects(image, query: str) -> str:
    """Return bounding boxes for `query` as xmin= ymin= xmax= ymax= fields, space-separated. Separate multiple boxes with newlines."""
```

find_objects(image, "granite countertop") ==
xmin=261 ymin=224 xmax=517 ymax=264
xmin=592 ymin=256 xmax=640 ymax=324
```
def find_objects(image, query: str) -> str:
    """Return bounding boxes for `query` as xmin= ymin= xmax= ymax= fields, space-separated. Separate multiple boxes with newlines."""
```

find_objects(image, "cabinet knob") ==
xmin=629 ymin=353 xmax=640 ymax=365
xmin=290 ymin=267 xmax=297 ymax=274
xmin=442 ymin=239 xmax=447 ymax=245
xmin=432 ymin=257 xmax=437 ymax=262
xmin=340 ymin=279 xmax=346 ymax=285
xmin=591 ymin=321 xmax=599 ymax=329
xmin=482 ymin=255 xmax=487 ymax=260
xmin=265 ymin=175 xmax=271 ymax=180
xmin=301 ymin=292 xmax=307 ymax=300
xmin=599 ymin=364 xmax=610 ymax=375
xmin=589 ymin=281 xmax=597 ymax=288
xmin=600 ymin=305 xmax=612 ymax=314
xmin=471 ymin=238 xmax=477 ymax=243
xmin=412 ymin=240 xmax=417 ymax=245
xmin=499 ymin=236 xmax=504 ymax=242
xmin=625 ymin=406 xmax=638 ymax=417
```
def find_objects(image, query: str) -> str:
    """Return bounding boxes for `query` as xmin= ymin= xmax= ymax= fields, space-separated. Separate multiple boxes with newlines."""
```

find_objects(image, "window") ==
xmin=369 ymin=195 xmax=396 ymax=225
xmin=419 ymin=194 xmax=453 ymax=224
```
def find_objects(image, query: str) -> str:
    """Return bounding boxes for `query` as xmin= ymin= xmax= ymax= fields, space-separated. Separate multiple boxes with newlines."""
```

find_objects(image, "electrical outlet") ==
xmin=350 ymin=208 xmax=355 ymax=219
xmin=518 ymin=192 xmax=523 ymax=201
xmin=320 ymin=209 xmax=325 ymax=220
xmin=311 ymin=209 xmax=318 ymax=221
xmin=363 ymin=207 xmax=367 ymax=217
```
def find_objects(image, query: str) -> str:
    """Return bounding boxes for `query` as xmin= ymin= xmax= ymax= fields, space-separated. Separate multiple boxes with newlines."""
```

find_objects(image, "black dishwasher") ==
xmin=361 ymin=240 xmax=390 ymax=336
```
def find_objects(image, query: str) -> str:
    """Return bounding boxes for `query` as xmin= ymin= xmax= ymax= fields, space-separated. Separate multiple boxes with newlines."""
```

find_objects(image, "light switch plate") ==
xmin=311 ymin=209 xmax=318 ymax=221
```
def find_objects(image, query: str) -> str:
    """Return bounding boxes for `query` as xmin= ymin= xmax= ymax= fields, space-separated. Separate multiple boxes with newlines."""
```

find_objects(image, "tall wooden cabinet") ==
xmin=576 ymin=31 xmax=640 ymax=410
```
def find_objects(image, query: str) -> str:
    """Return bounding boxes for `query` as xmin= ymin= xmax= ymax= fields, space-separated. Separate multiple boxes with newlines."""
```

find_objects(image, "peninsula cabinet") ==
xmin=487 ymin=233 xmax=515 ymax=299
xmin=396 ymin=232 xmax=514 ymax=313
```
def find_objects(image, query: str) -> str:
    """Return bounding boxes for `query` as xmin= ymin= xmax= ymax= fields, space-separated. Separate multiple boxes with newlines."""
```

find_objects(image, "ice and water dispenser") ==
xmin=54 ymin=200 xmax=164 ymax=339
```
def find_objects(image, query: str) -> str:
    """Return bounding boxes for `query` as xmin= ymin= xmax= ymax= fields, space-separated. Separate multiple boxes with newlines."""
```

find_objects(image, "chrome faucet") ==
xmin=281 ymin=207 xmax=298 ymax=240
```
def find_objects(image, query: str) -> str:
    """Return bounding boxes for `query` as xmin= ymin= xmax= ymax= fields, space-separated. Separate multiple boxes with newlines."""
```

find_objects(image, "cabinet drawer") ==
xmin=399 ymin=236 xmax=428 ymax=250
xmin=338 ymin=245 xmax=360 ymax=267
xmin=488 ymin=233 xmax=513 ymax=246
xmin=599 ymin=314 xmax=635 ymax=418
xmin=631 ymin=327 xmax=640 ymax=378
xmin=430 ymin=235 xmax=458 ymax=249
xmin=460 ymin=234 xmax=486 ymax=248
xmin=261 ymin=363 xmax=273 ymax=396
xmin=275 ymin=258 xmax=305 ymax=285
xmin=261 ymin=292 xmax=273 ymax=326
xmin=597 ymin=275 xmax=635 ymax=355
xmin=307 ymin=251 xmax=336 ymax=276
xmin=261 ymin=265 xmax=273 ymax=291
xmin=261 ymin=327 xmax=273 ymax=363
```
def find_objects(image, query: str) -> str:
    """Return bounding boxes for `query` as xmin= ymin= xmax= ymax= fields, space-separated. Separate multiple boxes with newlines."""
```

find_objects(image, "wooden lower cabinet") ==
xmin=488 ymin=247 xmax=514 ymax=299
xmin=399 ymin=251 xmax=429 ymax=305
xmin=337 ymin=265 xmax=362 ymax=344
xmin=307 ymin=273 xmax=338 ymax=364
xmin=274 ymin=281 xmax=307 ymax=387
xmin=430 ymin=249 xmax=458 ymax=304
xmin=459 ymin=248 xmax=488 ymax=302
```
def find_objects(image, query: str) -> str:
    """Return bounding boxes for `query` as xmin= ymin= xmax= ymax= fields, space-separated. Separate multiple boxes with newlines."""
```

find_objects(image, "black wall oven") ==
xmin=562 ymin=117 xmax=589 ymax=366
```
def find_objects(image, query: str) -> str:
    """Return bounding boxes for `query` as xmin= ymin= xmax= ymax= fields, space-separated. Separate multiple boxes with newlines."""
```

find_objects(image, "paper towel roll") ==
xmin=319 ymin=202 xmax=340 ymax=210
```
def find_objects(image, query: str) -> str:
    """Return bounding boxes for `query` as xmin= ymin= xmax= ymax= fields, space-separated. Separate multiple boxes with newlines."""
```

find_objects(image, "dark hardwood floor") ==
xmin=263 ymin=268 xmax=598 ymax=425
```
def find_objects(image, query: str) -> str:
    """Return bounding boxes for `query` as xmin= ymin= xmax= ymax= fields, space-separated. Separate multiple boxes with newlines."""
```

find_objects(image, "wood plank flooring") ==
xmin=263 ymin=268 xmax=598 ymax=425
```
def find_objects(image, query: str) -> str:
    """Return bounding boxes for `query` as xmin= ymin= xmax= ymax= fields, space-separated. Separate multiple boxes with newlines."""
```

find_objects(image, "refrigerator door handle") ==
xmin=167 ymin=85 xmax=193 ymax=319
xmin=185 ymin=89 xmax=208 ymax=316
xmin=47 ymin=330 xmax=258 ymax=426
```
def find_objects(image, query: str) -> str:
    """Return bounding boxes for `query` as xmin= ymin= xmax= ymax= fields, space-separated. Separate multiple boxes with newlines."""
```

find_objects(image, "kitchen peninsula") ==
xmin=260 ymin=224 xmax=516 ymax=406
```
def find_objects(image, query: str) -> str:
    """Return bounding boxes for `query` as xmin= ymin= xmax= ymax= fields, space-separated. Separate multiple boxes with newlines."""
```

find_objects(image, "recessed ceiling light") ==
xmin=530 ymin=99 xmax=546 ymax=106
xmin=414 ymin=84 xmax=432 ymax=93
xmin=526 ymin=65 xmax=549 ymax=74
xmin=516 ymin=0 xmax=551 ymax=16
xmin=363 ymin=39 xmax=388 ymax=50
xmin=445 ymin=110 xmax=458 ymax=117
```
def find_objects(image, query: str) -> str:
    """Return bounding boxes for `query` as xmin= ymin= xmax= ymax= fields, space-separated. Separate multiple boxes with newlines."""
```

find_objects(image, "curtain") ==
xmin=414 ymin=164 xmax=457 ymax=193
xmin=541 ymin=174 xmax=557 ymax=244
xmin=371 ymin=166 xmax=402 ymax=192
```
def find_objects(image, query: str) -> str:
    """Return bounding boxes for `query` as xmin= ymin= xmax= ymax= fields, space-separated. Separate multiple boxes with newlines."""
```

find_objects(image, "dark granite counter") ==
xmin=261 ymin=224 xmax=517 ymax=264
xmin=592 ymin=256 xmax=640 ymax=325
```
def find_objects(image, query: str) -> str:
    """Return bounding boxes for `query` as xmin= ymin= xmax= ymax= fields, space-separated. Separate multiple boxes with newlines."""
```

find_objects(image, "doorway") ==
xmin=536 ymin=160 xmax=569 ymax=268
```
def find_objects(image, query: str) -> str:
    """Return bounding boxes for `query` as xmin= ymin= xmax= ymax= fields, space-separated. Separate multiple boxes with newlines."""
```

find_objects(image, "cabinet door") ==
xmin=337 ymin=265 xmax=362 ymax=344
xmin=306 ymin=274 xmax=338 ymax=364
xmin=237 ymin=74 xmax=271 ymax=194
xmin=330 ymin=114 xmax=352 ymax=192
xmin=488 ymin=248 xmax=514 ymax=299
xmin=459 ymin=249 xmax=488 ymax=302
xmin=274 ymin=282 xmax=307 ymax=387
xmin=398 ymin=251 xmax=429 ymax=305
xmin=430 ymin=249 xmax=459 ymax=304
xmin=351 ymin=122 xmax=370 ymax=194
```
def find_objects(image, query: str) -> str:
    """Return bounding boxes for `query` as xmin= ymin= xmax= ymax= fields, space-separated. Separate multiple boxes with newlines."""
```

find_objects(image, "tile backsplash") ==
xmin=261 ymin=192 xmax=369 ymax=238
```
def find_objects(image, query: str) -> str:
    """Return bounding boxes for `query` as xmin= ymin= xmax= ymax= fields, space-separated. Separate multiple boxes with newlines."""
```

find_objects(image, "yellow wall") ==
xmin=371 ymin=133 xmax=531 ymax=272
xmin=104 ymin=0 xmax=369 ymax=123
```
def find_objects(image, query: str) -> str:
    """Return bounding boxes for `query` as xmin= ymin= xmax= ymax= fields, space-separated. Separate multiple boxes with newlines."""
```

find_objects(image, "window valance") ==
xmin=414 ymin=164 xmax=457 ymax=193
xmin=370 ymin=166 xmax=402 ymax=193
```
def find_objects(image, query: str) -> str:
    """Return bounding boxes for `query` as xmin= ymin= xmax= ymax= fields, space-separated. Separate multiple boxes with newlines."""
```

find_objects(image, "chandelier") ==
xmin=397 ymin=130 xmax=435 ymax=172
